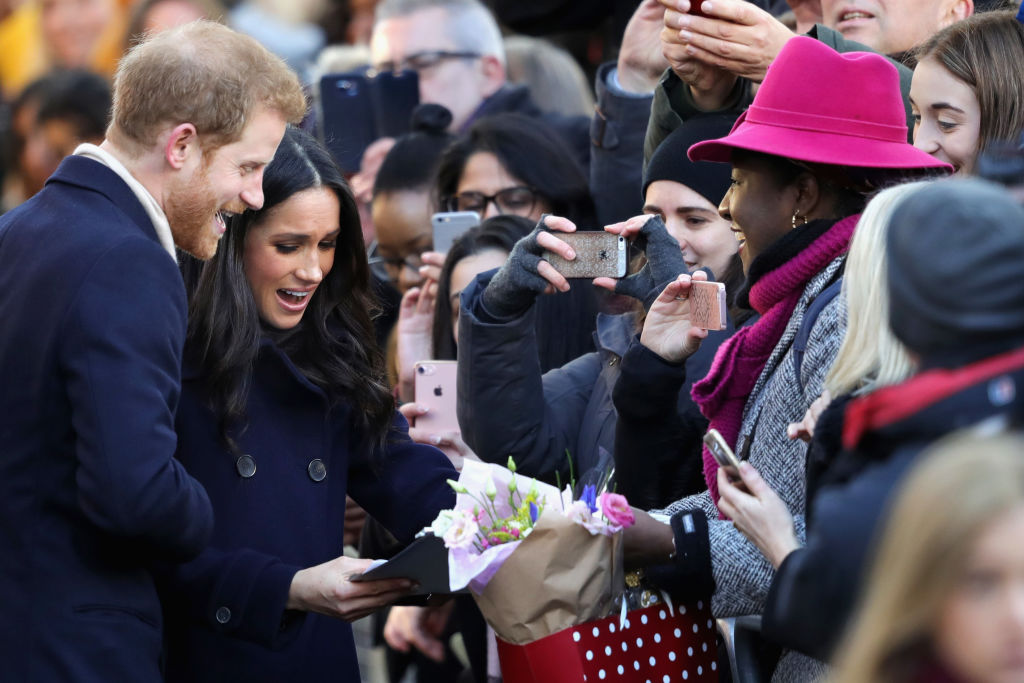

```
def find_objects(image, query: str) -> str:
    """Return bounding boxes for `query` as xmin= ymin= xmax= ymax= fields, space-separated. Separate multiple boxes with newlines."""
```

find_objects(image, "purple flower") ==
xmin=529 ymin=502 xmax=539 ymax=523
xmin=581 ymin=485 xmax=598 ymax=513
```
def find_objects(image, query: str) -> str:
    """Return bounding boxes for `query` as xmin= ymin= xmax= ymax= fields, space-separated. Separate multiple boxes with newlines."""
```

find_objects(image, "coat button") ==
xmin=307 ymin=459 xmax=327 ymax=482
xmin=236 ymin=454 xmax=256 ymax=478
xmin=215 ymin=606 xmax=231 ymax=624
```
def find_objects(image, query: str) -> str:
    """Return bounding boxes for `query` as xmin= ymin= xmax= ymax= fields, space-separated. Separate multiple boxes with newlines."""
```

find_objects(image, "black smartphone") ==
xmin=318 ymin=70 xmax=419 ymax=174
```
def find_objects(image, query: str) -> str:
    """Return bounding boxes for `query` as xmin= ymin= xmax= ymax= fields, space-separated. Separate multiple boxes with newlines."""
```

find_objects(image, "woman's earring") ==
xmin=791 ymin=212 xmax=808 ymax=228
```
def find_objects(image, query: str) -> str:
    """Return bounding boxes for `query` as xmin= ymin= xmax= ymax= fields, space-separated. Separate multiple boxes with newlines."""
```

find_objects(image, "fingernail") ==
xmin=680 ymin=15 xmax=691 ymax=27
xmin=431 ymin=435 xmax=442 ymax=445
xmin=566 ymin=249 xmax=576 ymax=259
xmin=680 ymin=29 xmax=692 ymax=40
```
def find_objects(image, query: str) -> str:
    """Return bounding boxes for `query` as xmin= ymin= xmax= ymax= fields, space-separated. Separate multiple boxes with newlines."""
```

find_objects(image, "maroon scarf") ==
xmin=692 ymin=214 xmax=858 ymax=510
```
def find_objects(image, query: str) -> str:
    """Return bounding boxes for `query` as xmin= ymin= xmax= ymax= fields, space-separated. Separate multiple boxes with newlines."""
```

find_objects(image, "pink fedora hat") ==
xmin=688 ymin=36 xmax=951 ymax=172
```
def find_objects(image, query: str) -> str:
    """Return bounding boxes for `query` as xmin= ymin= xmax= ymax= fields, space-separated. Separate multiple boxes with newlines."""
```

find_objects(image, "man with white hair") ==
xmin=370 ymin=0 xmax=589 ymax=158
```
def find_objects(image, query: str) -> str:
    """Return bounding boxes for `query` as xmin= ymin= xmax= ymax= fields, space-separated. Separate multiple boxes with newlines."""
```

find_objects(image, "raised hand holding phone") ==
xmin=638 ymin=272 xmax=711 ymax=363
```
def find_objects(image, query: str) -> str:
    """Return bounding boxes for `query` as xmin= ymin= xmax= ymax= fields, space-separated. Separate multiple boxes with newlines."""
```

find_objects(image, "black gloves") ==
xmin=480 ymin=216 xmax=555 ymax=319
xmin=612 ymin=215 xmax=691 ymax=310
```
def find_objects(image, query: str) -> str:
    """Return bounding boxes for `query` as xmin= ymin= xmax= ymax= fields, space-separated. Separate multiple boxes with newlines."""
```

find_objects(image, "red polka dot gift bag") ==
xmin=427 ymin=459 xmax=718 ymax=682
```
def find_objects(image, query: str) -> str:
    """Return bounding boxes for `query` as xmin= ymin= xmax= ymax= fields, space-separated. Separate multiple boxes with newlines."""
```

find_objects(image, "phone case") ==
xmin=542 ymin=232 xmax=627 ymax=279
xmin=431 ymin=211 xmax=480 ymax=254
xmin=413 ymin=361 xmax=459 ymax=434
xmin=703 ymin=428 xmax=741 ymax=470
xmin=318 ymin=70 xmax=419 ymax=174
xmin=689 ymin=281 xmax=727 ymax=331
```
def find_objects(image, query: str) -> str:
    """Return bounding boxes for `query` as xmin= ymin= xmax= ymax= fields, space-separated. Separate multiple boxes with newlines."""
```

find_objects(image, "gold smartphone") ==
xmin=542 ymin=232 xmax=627 ymax=279
xmin=689 ymin=281 xmax=727 ymax=331
xmin=703 ymin=428 xmax=742 ymax=471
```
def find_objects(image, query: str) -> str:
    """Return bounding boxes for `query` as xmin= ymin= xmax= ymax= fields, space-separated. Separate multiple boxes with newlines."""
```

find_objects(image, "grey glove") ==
xmin=480 ymin=216 xmax=554 ymax=319
xmin=613 ymin=215 xmax=692 ymax=310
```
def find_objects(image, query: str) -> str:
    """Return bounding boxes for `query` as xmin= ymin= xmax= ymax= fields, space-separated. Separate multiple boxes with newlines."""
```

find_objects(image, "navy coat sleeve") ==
xmin=347 ymin=413 xmax=458 ymax=544
xmin=456 ymin=272 xmax=603 ymax=483
xmin=59 ymin=238 xmax=212 ymax=560
xmin=761 ymin=450 xmax=918 ymax=659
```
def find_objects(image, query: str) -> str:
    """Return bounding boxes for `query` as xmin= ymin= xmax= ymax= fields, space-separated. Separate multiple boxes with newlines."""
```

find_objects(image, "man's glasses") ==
xmin=372 ymin=50 xmax=482 ymax=76
xmin=445 ymin=186 xmax=538 ymax=217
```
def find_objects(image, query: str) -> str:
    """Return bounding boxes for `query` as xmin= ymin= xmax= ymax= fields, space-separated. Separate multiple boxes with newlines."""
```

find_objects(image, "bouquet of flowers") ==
xmin=425 ymin=457 xmax=634 ymax=644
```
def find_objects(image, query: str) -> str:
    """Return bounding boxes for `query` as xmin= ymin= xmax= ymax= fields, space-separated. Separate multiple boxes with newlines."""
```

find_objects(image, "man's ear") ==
xmin=478 ymin=55 xmax=506 ymax=98
xmin=945 ymin=0 xmax=973 ymax=26
xmin=164 ymin=123 xmax=199 ymax=170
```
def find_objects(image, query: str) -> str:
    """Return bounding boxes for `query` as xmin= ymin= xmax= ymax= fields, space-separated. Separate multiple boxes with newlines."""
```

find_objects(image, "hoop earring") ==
xmin=792 ymin=212 xmax=808 ymax=229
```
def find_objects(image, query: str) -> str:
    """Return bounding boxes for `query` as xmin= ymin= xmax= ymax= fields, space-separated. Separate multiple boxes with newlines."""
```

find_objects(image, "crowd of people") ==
xmin=2 ymin=0 xmax=1024 ymax=681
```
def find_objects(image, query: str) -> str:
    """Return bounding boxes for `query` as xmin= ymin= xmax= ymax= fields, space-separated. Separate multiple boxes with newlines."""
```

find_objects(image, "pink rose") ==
xmin=599 ymin=493 xmax=635 ymax=530
xmin=442 ymin=510 xmax=480 ymax=550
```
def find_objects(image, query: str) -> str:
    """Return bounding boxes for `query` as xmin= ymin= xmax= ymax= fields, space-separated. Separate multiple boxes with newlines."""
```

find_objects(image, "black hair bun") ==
xmin=411 ymin=103 xmax=453 ymax=136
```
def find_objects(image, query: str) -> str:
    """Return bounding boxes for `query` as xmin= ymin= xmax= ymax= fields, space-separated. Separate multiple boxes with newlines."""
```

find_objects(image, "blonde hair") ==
xmin=504 ymin=36 xmax=594 ymax=119
xmin=824 ymin=182 xmax=927 ymax=397
xmin=832 ymin=430 xmax=1024 ymax=683
xmin=109 ymin=20 xmax=307 ymax=154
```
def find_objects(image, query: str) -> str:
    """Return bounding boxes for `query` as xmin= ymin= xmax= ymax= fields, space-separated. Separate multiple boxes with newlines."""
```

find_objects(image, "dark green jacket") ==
xmin=643 ymin=25 xmax=915 ymax=165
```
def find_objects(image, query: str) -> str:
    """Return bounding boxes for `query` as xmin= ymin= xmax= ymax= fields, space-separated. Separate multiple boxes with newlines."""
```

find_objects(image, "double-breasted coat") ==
xmin=161 ymin=339 xmax=457 ymax=682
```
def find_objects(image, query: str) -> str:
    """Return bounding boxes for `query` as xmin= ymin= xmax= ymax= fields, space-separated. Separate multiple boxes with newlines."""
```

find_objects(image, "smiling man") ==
xmin=0 ymin=20 xmax=306 ymax=682
xmin=820 ymin=0 xmax=974 ymax=56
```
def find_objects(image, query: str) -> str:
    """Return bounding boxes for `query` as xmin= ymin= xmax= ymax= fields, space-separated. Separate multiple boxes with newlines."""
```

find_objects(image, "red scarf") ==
xmin=843 ymin=345 xmax=1024 ymax=451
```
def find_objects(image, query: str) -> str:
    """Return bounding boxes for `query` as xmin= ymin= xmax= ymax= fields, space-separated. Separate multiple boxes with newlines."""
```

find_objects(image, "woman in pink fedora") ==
xmin=620 ymin=35 xmax=949 ymax=679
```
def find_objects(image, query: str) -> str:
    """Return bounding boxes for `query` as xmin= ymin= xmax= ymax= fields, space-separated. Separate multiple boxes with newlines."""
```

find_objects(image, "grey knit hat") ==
xmin=887 ymin=178 xmax=1024 ymax=362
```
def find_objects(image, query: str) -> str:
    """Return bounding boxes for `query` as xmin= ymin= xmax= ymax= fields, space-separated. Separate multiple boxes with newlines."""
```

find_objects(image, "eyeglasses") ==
xmin=369 ymin=252 xmax=424 ymax=280
xmin=445 ymin=186 xmax=538 ymax=217
xmin=371 ymin=50 xmax=482 ymax=76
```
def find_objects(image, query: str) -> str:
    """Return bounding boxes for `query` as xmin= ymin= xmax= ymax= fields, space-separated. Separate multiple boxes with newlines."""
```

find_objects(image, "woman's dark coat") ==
xmin=160 ymin=339 xmax=457 ymax=683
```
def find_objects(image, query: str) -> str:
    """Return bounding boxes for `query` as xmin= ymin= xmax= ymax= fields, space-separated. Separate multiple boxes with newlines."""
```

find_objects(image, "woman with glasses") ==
xmin=436 ymin=112 xmax=597 ymax=226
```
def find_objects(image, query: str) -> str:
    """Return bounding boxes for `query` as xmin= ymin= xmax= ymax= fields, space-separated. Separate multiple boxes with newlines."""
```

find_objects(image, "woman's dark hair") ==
xmin=36 ymin=70 xmax=111 ymax=142
xmin=373 ymin=103 xmax=455 ymax=197
xmin=187 ymin=125 xmax=394 ymax=456
xmin=431 ymin=216 xmax=532 ymax=360
xmin=436 ymin=112 xmax=596 ymax=224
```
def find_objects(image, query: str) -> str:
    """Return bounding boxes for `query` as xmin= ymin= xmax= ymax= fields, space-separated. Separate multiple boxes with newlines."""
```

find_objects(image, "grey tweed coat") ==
xmin=655 ymin=255 xmax=848 ymax=620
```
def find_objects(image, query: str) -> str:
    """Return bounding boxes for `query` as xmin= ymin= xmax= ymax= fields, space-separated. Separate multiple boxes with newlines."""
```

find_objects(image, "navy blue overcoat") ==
xmin=0 ymin=156 xmax=214 ymax=681
xmin=161 ymin=339 xmax=457 ymax=682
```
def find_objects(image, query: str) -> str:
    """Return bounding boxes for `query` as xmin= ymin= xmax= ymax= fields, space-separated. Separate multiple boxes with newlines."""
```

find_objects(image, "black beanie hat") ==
xmin=643 ymin=113 xmax=738 ymax=205
xmin=887 ymin=178 xmax=1024 ymax=364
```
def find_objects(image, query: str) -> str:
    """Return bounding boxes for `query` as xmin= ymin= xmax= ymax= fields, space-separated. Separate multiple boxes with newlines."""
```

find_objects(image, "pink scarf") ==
xmin=692 ymin=214 xmax=858 ymax=511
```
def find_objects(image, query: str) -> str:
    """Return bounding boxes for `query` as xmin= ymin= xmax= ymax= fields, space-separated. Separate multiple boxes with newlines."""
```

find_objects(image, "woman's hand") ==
xmin=398 ymin=403 xmax=481 ymax=471
xmin=383 ymin=602 xmax=456 ymax=663
xmin=786 ymin=389 xmax=832 ymax=442
xmin=716 ymin=463 xmax=799 ymax=568
xmin=287 ymin=555 xmax=416 ymax=621
xmin=623 ymin=508 xmax=676 ymax=567
xmin=417 ymin=251 xmax=446 ymax=285
xmin=395 ymin=283 xmax=437 ymax=403
xmin=638 ymin=272 xmax=710 ymax=363
xmin=480 ymin=215 xmax=578 ymax=318
xmin=597 ymin=214 xmax=688 ymax=310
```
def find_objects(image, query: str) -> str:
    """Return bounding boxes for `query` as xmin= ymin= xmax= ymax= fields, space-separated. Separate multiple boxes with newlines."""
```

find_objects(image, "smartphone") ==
xmin=703 ymin=428 xmax=742 ymax=471
xmin=431 ymin=211 xmax=480 ymax=255
xmin=542 ymin=232 xmax=627 ymax=279
xmin=689 ymin=280 xmax=728 ymax=331
xmin=413 ymin=361 xmax=459 ymax=434
xmin=318 ymin=70 xmax=419 ymax=174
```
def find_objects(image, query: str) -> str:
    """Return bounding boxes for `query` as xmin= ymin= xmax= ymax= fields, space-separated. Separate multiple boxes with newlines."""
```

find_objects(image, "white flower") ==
xmin=430 ymin=510 xmax=456 ymax=538
xmin=442 ymin=511 xmax=480 ymax=550
xmin=563 ymin=500 xmax=606 ymax=535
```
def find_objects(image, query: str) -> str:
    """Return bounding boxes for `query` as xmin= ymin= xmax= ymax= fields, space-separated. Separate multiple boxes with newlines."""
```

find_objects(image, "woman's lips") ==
xmin=276 ymin=288 xmax=314 ymax=312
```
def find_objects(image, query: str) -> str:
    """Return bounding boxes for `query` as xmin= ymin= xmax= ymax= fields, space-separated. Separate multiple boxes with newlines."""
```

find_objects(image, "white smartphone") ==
xmin=431 ymin=211 xmax=480 ymax=255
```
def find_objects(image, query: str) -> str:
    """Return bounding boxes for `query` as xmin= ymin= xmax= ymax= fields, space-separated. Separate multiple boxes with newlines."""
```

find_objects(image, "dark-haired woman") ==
xmin=158 ymin=126 xmax=456 ymax=683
